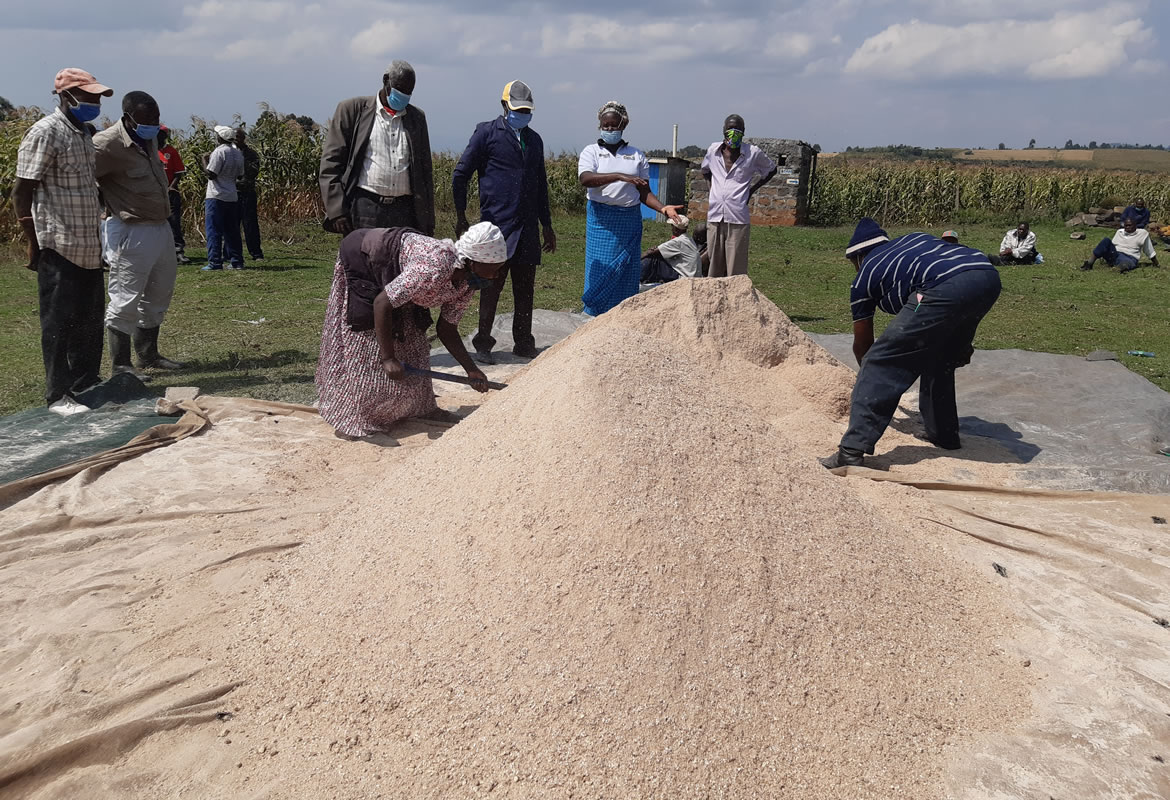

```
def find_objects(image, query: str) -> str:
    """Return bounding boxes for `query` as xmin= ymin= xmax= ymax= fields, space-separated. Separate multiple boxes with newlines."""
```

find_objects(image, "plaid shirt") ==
xmin=15 ymin=108 xmax=103 ymax=269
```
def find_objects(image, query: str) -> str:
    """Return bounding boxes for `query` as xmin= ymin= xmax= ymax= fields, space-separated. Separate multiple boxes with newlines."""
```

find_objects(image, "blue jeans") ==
xmin=205 ymin=198 xmax=243 ymax=268
xmin=841 ymin=268 xmax=1002 ymax=454
xmin=1092 ymin=238 xmax=1138 ymax=271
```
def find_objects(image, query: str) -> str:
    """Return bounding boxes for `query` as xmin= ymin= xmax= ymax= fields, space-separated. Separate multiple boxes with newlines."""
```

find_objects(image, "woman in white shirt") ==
xmin=577 ymin=101 xmax=680 ymax=315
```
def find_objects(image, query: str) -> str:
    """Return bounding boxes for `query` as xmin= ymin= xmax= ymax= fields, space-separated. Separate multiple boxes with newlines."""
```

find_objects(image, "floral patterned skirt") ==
xmin=315 ymin=260 xmax=436 ymax=436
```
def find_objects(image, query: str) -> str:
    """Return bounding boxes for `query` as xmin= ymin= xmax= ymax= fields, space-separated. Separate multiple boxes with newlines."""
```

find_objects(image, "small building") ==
xmin=640 ymin=157 xmax=692 ymax=221
xmin=688 ymin=139 xmax=817 ymax=226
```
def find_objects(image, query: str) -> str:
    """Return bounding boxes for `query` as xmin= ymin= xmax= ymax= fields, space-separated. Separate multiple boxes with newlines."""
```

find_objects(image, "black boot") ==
xmin=108 ymin=327 xmax=151 ymax=382
xmin=818 ymin=446 xmax=865 ymax=469
xmin=134 ymin=327 xmax=185 ymax=370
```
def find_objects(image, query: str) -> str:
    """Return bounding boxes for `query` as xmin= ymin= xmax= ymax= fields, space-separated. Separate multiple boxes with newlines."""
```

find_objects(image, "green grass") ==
xmin=1 ymin=217 xmax=1167 ymax=415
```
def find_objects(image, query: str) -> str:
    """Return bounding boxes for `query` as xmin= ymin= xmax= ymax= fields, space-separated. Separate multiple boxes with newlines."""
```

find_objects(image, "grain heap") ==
xmin=234 ymin=277 xmax=1023 ymax=798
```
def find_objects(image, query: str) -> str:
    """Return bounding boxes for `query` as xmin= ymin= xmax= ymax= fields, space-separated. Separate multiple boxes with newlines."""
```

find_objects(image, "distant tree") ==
xmin=1064 ymin=139 xmax=1074 ymax=149
xmin=1088 ymin=140 xmax=1097 ymax=149
xmin=0 ymin=95 xmax=13 ymax=118
xmin=1027 ymin=138 xmax=1036 ymax=149
xmin=812 ymin=143 xmax=822 ymax=153
xmin=998 ymin=142 xmax=1006 ymax=150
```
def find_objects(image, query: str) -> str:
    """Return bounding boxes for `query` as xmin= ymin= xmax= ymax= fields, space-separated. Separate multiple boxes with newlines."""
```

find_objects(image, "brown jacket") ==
xmin=319 ymin=95 xmax=435 ymax=235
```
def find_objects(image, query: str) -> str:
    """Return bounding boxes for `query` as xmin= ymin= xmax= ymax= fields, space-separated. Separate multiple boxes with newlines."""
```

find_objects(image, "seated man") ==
xmin=995 ymin=222 xmax=1041 ymax=265
xmin=1120 ymin=197 xmax=1150 ymax=229
xmin=640 ymin=217 xmax=705 ymax=283
xmin=1082 ymin=217 xmax=1160 ymax=272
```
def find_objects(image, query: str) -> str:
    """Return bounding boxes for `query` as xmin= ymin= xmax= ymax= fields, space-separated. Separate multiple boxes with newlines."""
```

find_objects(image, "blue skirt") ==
xmin=583 ymin=200 xmax=643 ymax=316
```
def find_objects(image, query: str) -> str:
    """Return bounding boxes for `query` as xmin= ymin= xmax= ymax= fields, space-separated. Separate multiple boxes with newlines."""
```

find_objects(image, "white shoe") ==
xmin=48 ymin=397 xmax=91 ymax=416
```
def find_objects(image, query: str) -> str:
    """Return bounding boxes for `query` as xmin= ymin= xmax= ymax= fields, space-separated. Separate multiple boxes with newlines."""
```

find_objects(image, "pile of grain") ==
xmin=231 ymin=277 xmax=1023 ymax=798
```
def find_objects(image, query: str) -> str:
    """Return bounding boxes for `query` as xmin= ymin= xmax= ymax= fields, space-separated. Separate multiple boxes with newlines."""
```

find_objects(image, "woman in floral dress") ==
xmin=316 ymin=222 xmax=508 ymax=438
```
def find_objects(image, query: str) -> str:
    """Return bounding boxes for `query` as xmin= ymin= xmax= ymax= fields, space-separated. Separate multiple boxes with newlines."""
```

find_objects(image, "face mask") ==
xmin=506 ymin=110 xmax=532 ymax=130
xmin=126 ymin=115 xmax=160 ymax=141
xmin=464 ymin=269 xmax=492 ymax=290
xmin=599 ymin=129 xmax=623 ymax=146
xmin=724 ymin=129 xmax=744 ymax=148
xmin=386 ymin=87 xmax=411 ymax=112
xmin=64 ymin=92 xmax=101 ymax=123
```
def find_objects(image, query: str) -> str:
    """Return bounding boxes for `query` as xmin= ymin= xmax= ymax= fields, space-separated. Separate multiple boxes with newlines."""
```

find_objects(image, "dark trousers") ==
xmin=841 ymin=268 xmax=1002 ymax=454
xmin=997 ymin=251 xmax=1036 ymax=265
xmin=640 ymin=253 xmax=678 ymax=283
xmin=350 ymin=192 xmax=418 ymax=230
xmin=1092 ymin=238 xmax=1138 ymax=271
xmin=473 ymin=225 xmax=539 ymax=353
xmin=37 ymin=249 xmax=106 ymax=405
xmin=238 ymin=189 xmax=263 ymax=258
xmin=167 ymin=190 xmax=185 ymax=250
xmin=205 ymin=198 xmax=243 ymax=268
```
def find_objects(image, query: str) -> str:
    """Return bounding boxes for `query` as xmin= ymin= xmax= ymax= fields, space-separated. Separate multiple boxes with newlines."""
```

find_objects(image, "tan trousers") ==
xmin=707 ymin=221 xmax=751 ymax=277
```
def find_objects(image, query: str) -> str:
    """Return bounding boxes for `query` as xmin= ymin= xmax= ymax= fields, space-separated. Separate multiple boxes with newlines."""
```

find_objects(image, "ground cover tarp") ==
xmin=0 ymin=283 xmax=1167 ymax=798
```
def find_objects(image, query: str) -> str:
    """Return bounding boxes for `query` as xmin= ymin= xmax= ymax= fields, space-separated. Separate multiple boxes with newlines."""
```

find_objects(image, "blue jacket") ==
xmin=1121 ymin=205 xmax=1150 ymax=229
xmin=452 ymin=117 xmax=551 ymax=261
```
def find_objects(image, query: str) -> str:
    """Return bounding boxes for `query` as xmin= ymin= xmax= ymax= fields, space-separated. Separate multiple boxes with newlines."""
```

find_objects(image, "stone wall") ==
xmin=688 ymin=138 xmax=815 ymax=226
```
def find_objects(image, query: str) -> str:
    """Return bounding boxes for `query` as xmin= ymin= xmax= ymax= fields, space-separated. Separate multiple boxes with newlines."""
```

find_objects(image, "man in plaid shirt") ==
xmin=12 ymin=68 xmax=113 ymax=415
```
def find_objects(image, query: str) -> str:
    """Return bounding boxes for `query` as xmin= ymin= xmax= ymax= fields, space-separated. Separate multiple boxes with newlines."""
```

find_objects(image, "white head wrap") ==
xmin=213 ymin=125 xmax=236 ymax=142
xmin=670 ymin=215 xmax=690 ymax=231
xmin=455 ymin=221 xmax=508 ymax=264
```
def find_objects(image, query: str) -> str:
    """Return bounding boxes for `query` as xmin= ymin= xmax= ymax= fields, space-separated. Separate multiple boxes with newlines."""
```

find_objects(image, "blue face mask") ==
xmin=599 ymin=129 xmax=623 ymax=146
xmin=464 ymin=269 xmax=492 ymax=290
xmin=506 ymin=110 xmax=532 ymax=130
xmin=126 ymin=115 xmax=159 ymax=141
xmin=386 ymin=87 xmax=411 ymax=112
xmin=64 ymin=92 xmax=101 ymax=123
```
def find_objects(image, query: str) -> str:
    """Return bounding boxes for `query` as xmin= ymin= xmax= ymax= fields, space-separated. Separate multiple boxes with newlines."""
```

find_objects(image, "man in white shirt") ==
xmin=699 ymin=114 xmax=777 ymax=277
xmin=1082 ymin=217 xmax=1160 ymax=272
xmin=202 ymin=125 xmax=245 ymax=270
xmin=996 ymin=222 xmax=1041 ymax=265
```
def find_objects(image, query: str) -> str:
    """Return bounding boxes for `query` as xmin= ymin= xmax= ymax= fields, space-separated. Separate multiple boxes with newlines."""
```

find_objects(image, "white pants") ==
xmin=103 ymin=218 xmax=178 ymax=333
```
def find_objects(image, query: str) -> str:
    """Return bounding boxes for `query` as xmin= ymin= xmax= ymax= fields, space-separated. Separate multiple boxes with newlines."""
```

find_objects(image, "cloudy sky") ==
xmin=3 ymin=0 xmax=1166 ymax=154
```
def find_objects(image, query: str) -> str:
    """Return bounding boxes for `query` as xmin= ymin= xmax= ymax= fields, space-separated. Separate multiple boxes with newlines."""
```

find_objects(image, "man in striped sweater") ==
xmin=820 ymin=218 xmax=1002 ymax=469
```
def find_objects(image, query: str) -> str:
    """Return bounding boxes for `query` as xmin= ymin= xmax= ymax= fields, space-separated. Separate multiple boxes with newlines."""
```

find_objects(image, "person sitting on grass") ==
xmin=640 ymin=216 xmax=705 ymax=284
xmin=1120 ymin=197 xmax=1150 ymax=229
xmin=1081 ymin=217 xmax=1160 ymax=273
xmin=993 ymin=222 xmax=1042 ymax=265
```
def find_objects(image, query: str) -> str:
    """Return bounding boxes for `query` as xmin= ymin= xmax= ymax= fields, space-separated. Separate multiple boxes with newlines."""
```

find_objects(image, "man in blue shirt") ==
xmin=820 ymin=218 xmax=1002 ymax=469
xmin=453 ymin=80 xmax=556 ymax=363
xmin=1120 ymin=197 xmax=1150 ymax=229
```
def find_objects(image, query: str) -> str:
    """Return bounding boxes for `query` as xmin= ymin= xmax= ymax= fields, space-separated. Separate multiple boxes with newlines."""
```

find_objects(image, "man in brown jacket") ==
xmin=318 ymin=60 xmax=434 ymax=236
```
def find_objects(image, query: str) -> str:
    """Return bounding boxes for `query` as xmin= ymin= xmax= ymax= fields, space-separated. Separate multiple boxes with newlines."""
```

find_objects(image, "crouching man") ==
xmin=820 ymin=219 xmax=1001 ymax=469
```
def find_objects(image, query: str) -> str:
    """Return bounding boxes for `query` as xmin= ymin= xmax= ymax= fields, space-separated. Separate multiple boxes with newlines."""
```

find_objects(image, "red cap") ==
xmin=53 ymin=68 xmax=113 ymax=97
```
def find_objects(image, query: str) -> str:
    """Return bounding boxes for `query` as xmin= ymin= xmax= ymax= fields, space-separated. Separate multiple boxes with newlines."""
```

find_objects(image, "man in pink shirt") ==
xmin=700 ymin=114 xmax=777 ymax=277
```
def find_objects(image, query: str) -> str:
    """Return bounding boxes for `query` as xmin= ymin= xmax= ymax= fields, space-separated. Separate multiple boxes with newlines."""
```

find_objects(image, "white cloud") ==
xmin=844 ymin=9 xmax=1158 ymax=80
xmin=766 ymin=32 xmax=815 ymax=60
xmin=540 ymin=15 xmax=742 ymax=62
xmin=350 ymin=19 xmax=408 ymax=58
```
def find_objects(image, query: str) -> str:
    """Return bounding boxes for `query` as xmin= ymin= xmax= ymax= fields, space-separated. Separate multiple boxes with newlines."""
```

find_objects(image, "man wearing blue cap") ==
xmin=820 ymin=218 xmax=1002 ymax=469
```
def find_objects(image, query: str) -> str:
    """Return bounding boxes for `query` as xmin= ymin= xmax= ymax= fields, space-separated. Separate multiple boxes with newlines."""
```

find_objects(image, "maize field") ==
xmin=2 ymin=103 xmax=1167 ymax=243
xmin=809 ymin=161 xmax=1170 ymax=226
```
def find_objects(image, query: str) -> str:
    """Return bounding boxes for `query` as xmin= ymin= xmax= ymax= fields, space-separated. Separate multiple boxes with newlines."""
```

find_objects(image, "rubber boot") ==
xmin=108 ymin=327 xmax=151 ymax=383
xmin=818 ymin=446 xmax=865 ymax=469
xmin=134 ymin=326 xmax=185 ymax=370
